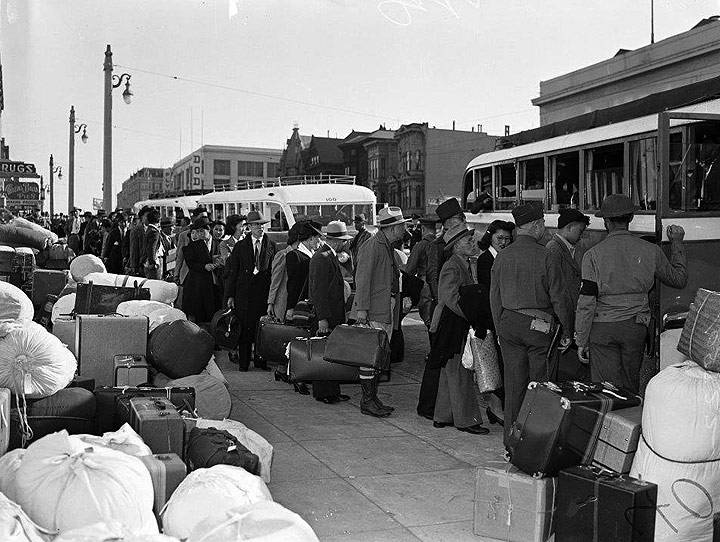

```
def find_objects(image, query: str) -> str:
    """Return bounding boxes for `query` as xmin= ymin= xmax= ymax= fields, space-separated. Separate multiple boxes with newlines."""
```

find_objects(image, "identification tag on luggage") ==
xmin=530 ymin=318 xmax=551 ymax=334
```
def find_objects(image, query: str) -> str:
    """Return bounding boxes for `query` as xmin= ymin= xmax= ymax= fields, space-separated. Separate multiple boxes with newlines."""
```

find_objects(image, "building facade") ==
xmin=364 ymin=129 xmax=397 ymax=204
xmin=303 ymin=136 xmax=344 ymax=176
xmin=168 ymin=145 xmax=282 ymax=194
xmin=116 ymin=167 xmax=168 ymax=210
xmin=279 ymin=127 xmax=312 ymax=176
xmin=338 ymin=130 xmax=370 ymax=186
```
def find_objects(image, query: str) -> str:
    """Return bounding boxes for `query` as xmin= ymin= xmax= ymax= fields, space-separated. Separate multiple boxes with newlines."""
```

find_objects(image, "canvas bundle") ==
xmin=677 ymin=288 xmax=720 ymax=372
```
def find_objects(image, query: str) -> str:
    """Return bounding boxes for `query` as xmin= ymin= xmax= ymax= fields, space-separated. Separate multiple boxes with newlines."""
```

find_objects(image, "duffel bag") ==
xmin=323 ymin=324 xmax=390 ymax=370
xmin=148 ymin=320 xmax=214 ymax=379
xmin=186 ymin=427 xmax=260 ymax=474
xmin=255 ymin=316 xmax=311 ymax=367
xmin=288 ymin=337 xmax=359 ymax=382
xmin=210 ymin=307 xmax=241 ymax=350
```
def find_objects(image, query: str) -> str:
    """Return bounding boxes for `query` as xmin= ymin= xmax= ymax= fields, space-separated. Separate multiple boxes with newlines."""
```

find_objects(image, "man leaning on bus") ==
xmin=575 ymin=194 xmax=688 ymax=394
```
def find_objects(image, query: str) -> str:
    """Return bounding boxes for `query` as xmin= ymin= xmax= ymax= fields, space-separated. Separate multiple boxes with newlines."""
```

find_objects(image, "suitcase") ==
xmin=36 ymin=294 xmax=58 ymax=330
xmin=509 ymin=381 xmax=642 ymax=477
xmin=130 ymin=397 xmax=185 ymax=457
xmin=148 ymin=320 xmax=213 ymax=379
xmin=0 ymin=388 xmax=9 ymax=456
xmin=555 ymin=465 xmax=657 ymax=542
xmin=473 ymin=465 xmax=556 ymax=542
xmin=139 ymin=453 xmax=187 ymax=515
xmin=94 ymin=386 xmax=196 ymax=434
xmin=11 ymin=248 xmax=35 ymax=291
xmin=75 ymin=314 xmax=149 ymax=388
xmin=288 ymin=337 xmax=359 ymax=382
xmin=41 ymin=243 xmax=74 ymax=270
xmin=587 ymin=406 xmax=642 ymax=474
xmin=0 ymin=246 xmax=14 ymax=281
xmin=114 ymin=355 xmax=150 ymax=387
xmin=51 ymin=315 xmax=77 ymax=355
xmin=323 ymin=324 xmax=391 ymax=370
xmin=31 ymin=269 xmax=68 ymax=308
xmin=186 ymin=427 xmax=260 ymax=474
xmin=74 ymin=280 xmax=151 ymax=315
xmin=8 ymin=388 xmax=96 ymax=449
xmin=67 ymin=375 xmax=95 ymax=392
xmin=255 ymin=318 xmax=312 ymax=367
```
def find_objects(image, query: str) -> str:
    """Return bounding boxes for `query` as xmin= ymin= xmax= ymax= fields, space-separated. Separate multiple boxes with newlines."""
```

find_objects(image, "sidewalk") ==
xmin=217 ymin=314 xmax=506 ymax=541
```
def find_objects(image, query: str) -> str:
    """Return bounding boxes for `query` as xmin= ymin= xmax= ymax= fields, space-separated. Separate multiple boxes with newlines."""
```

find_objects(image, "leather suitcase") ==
xmin=31 ymin=269 xmax=68 ymax=308
xmin=509 ymin=381 xmax=642 ymax=477
xmin=114 ymin=355 xmax=150 ymax=388
xmin=94 ymin=386 xmax=196 ymax=434
xmin=186 ymin=427 xmax=260 ymax=474
xmin=51 ymin=316 xmax=77 ymax=355
xmin=76 ymin=314 xmax=149 ymax=388
xmin=0 ymin=388 xmax=9 ymax=456
xmin=0 ymin=246 xmax=13 ymax=281
xmin=74 ymin=281 xmax=151 ymax=315
xmin=587 ymin=406 xmax=642 ymax=474
xmin=324 ymin=324 xmax=390 ymax=370
xmin=255 ymin=318 xmax=312 ymax=367
xmin=130 ymin=397 xmax=185 ymax=457
xmin=288 ymin=337 xmax=359 ymax=382
xmin=139 ymin=453 xmax=187 ymax=515
xmin=556 ymin=465 xmax=656 ymax=542
xmin=11 ymin=248 xmax=35 ymax=289
xmin=67 ymin=375 xmax=95 ymax=392
xmin=9 ymin=388 xmax=96 ymax=449
xmin=148 ymin=320 xmax=213 ymax=379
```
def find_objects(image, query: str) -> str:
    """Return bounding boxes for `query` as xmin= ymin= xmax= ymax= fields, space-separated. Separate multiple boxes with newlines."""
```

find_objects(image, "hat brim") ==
xmin=325 ymin=232 xmax=353 ymax=240
xmin=377 ymin=217 xmax=411 ymax=227
xmin=246 ymin=218 xmax=270 ymax=224
xmin=443 ymin=228 xmax=473 ymax=252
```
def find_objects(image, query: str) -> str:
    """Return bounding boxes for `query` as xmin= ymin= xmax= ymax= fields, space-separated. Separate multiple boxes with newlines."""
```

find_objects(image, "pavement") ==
xmin=216 ymin=312 xmax=507 ymax=541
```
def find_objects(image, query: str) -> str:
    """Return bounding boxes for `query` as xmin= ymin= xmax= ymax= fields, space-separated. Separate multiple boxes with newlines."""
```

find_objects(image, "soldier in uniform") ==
xmin=575 ymin=194 xmax=687 ymax=393
xmin=490 ymin=203 xmax=574 ymax=449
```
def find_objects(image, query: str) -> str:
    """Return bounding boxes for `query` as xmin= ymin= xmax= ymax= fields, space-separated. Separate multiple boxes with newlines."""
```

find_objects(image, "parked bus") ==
xmin=131 ymin=195 xmax=200 ymax=221
xmin=463 ymin=98 xmax=720 ymax=334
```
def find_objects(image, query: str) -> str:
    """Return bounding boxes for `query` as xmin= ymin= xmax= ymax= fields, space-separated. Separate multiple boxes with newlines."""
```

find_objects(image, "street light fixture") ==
xmin=114 ymin=74 xmax=133 ymax=104
xmin=49 ymin=154 xmax=62 ymax=216
xmin=75 ymin=123 xmax=88 ymax=144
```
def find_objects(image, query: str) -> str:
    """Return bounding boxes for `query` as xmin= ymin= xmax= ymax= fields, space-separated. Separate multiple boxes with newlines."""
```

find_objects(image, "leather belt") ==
xmin=510 ymin=308 xmax=555 ymax=324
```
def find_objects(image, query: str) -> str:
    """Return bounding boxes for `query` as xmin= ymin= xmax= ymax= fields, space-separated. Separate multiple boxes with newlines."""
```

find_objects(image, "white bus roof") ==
xmin=467 ymin=97 xmax=720 ymax=169
xmin=197 ymin=183 xmax=376 ymax=205
xmin=133 ymin=195 xmax=200 ymax=211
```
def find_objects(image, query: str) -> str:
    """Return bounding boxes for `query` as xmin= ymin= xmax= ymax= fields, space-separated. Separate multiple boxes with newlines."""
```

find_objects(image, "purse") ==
xmin=323 ymin=324 xmax=391 ymax=371
xmin=74 ymin=280 xmax=151 ymax=315
xmin=210 ymin=307 xmax=241 ymax=349
xmin=470 ymin=329 xmax=502 ymax=393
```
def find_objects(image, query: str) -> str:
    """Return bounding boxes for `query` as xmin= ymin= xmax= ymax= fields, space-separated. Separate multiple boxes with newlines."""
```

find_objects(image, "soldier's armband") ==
xmin=579 ymin=279 xmax=598 ymax=297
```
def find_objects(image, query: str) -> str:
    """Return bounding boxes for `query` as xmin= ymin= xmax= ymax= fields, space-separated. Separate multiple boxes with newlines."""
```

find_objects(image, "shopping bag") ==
xmin=472 ymin=330 xmax=501 ymax=393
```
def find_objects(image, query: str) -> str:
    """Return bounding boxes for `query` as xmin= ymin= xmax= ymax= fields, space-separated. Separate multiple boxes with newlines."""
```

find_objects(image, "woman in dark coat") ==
xmin=182 ymin=217 xmax=218 ymax=323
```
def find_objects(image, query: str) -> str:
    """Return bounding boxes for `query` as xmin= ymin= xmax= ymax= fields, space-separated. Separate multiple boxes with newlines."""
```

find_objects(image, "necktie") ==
xmin=255 ymin=239 xmax=261 ymax=269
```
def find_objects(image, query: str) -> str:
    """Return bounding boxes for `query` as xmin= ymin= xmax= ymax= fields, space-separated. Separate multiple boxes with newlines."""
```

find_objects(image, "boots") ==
xmin=360 ymin=378 xmax=391 ymax=418
xmin=371 ymin=376 xmax=394 ymax=413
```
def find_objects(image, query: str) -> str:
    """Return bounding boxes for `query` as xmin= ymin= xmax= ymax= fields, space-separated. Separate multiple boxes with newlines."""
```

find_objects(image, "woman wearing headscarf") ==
xmin=427 ymin=226 xmax=491 ymax=435
xmin=182 ymin=217 xmax=218 ymax=323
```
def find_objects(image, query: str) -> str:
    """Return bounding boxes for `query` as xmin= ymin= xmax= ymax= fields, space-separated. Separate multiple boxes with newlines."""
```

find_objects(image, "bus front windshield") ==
xmin=291 ymin=203 xmax=370 ymax=226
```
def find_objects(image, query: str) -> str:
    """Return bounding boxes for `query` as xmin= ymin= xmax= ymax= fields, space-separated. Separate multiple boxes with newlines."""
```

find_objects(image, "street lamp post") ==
xmin=67 ymin=105 xmax=87 ymax=214
xmin=103 ymin=44 xmax=133 ymax=213
xmin=49 ymin=154 xmax=62 ymax=216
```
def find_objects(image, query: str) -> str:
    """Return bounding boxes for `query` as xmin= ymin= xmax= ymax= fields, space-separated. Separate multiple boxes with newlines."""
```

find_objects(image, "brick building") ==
xmin=116 ymin=167 xmax=168 ymax=210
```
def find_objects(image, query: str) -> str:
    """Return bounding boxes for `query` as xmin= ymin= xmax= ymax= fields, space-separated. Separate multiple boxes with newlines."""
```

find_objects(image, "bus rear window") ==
xmin=672 ymin=122 xmax=720 ymax=212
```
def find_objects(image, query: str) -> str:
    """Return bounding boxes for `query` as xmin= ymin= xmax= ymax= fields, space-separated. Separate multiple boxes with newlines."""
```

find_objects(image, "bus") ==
xmin=463 ymin=98 xmax=720 ymax=335
xmin=131 ymin=195 xmax=200 ymax=222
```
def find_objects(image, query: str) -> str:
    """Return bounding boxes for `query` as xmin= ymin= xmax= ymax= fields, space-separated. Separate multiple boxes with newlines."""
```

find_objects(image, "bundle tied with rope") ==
xmin=677 ymin=288 xmax=720 ymax=372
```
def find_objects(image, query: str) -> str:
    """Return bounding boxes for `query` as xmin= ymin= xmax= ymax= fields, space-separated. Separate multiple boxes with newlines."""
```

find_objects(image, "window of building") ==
xmin=213 ymin=160 xmax=230 ymax=176
xmin=266 ymin=162 xmax=278 ymax=178
xmin=415 ymin=150 xmax=422 ymax=171
xmin=405 ymin=151 xmax=411 ymax=172
xmin=415 ymin=184 xmax=423 ymax=209
xmin=380 ymin=157 xmax=386 ymax=177
xmin=214 ymin=177 xmax=230 ymax=188
xmin=238 ymin=161 xmax=264 ymax=177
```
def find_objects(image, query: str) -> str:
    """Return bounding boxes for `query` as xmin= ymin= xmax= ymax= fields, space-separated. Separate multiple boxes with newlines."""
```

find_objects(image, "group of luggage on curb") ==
xmin=0 ymin=212 xmax=320 ymax=540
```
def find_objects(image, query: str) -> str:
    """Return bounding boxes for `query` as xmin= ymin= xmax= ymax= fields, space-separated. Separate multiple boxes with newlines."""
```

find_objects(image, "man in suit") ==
xmin=405 ymin=215 xmax=439 ymax=329
xmin=354 ymin=206 xmax=411 ymax=417
xmin=103 ymin=212 xmax=127 ymax=274
xmin=143 ymin=209 xmax=163 ymax=280
xmin=225 ymin=210 xmax=277 ymax=371
xmin=127 ymin=206 xmax=151 ymax=275
xmin=546 ymin=208 xmax=590 ymax=381
xmin=64 ymin=208 xmax=82 ymax=255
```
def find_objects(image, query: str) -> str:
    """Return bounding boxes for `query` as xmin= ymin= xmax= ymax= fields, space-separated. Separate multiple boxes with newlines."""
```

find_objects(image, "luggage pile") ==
xmin=0 ymin=249 xmax=319 ymax=541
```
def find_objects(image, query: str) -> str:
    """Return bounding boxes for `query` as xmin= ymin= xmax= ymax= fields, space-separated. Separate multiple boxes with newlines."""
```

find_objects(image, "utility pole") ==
xmin=68 ymin=106 xmax=75 ymax=214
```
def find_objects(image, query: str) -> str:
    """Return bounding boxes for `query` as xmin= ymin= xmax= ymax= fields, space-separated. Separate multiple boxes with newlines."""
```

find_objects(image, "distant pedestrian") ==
xmin=143 ymin=209 xmax=163 ymax=280
xmin=348 ymin=213 xmax=372 ymax=269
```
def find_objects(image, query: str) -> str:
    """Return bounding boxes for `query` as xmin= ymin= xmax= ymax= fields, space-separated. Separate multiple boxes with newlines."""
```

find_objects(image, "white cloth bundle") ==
xmin=10 ymin=217 xmax=58 ymax=244
xmin=50 ymin=293 xmax=76 ymax=324
xmin=54 ymin=521 xmax=180 ymax=542
xmin=0 ymin=281 xmax=33 ymax=323
xmin=161 ymin=465 xmax=272 ymax=540
xmin=15 ymin=431 xmax=158 ymax=534
xmin=0 ymin=491 xmax=54 ymax=542
xmin=83 ymin=272 xmax=178 ymax=304
xmin=0 ymin=448 xmax=25 ymax=503
xmin=77 ymin=423 xmax=153 ymax=457
xmin=69 ymin=254 xmax=106 ymax=282
xmin=117 ymin=300 xmax=186 ymax=332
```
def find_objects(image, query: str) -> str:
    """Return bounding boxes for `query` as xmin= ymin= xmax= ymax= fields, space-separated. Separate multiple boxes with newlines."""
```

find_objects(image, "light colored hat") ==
xmin=246 ymin=211 xmax=269 ymax=224
xmin=376 ymin=206 xmax=410 ymax=228
xmin=324 ymin=220 xmax=353 ymax=240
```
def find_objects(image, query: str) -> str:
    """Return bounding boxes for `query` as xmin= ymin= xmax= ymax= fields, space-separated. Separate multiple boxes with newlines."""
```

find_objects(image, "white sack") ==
xmin=0 ymin=491 xmax=54 ymax=542
xmin=117 ymin=300 xmax=186 ymax=332
xmin=15 ymin=431 xmax=158 ymax=534
xmin=54 ymin=521 xmax=180 ymax=542
xmin=10 ymin=217 xmax=58 ymax=244
xmin=0 ymin=448 xmax=25 ymax=503
xmin=51 ymin=293 xmax=76 ymax=324
xmin=70 ymin=255 xmax=106 ymax=282
xmin=78 ymin=423 xmax=152 ymax=457
xmin=164 ymin=373 xmax=231 ymax=420
xmin=0 ymin=281 xmax=33 ymax=323
xmin=161 ymin=464 xmax=272 ymax=540
xmin=195 ymin=418 xmax=273 ymax=483
xmin=630 ymin=360 xmax=720 ymax=542
xmin=83 ymin=272 xmax=178 ymax=304
xmin=0 ymin=321 xmax=76 ymax=398
xmin=659 ymin=328 xmax=686 ymax=370
xmin=187 ymin=501 xmax=318 ymax=542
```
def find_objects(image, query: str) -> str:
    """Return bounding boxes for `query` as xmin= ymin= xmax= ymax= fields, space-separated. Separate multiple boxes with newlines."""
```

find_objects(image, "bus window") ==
xmin=227 ymin=203 xmax=236 ymax=216
xmin=306 ymin=205 xmax=320 ymax=221
xmin=267 ymin=202 xmax=287 ymax=231
xmin=327 ymin=204 xmax=352 ymax=225
xmin=290 ymin=205 xmax=307 ymax=221
xmin=682 ymin=122 xmax=720 ymax=211
xmin=213 ymin=204 xmax=225 ymax=221
xmin=584 ymin=143 xmax=624 ymax=211
xmin=355 ymin=204 xmax=373 ymax=223
xmin=551 ymin=152 xmax=580 ymax=210
xmin=520 ymin=158 xmax=545 ymax=206
xmin=630 ymin=137 xmax=658 ymax=211
xmin=495 ymin=163 xmax=517 ymax=210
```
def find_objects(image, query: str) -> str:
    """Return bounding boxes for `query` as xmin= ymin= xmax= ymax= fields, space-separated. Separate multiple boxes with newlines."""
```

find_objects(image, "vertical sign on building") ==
xmin=193 ymin=155 xmax=201 ymax=187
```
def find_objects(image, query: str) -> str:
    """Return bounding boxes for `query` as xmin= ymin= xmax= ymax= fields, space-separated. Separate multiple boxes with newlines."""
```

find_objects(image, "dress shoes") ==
xmin=316 ymin=396 xmax=340 ymax=404
xmin=419 ymin=413 xmax=434 ymax=421
xmin=336 ymin=394 xmax=350 ymax=402
xmin=457 ymin=424 xmax=489 ymax=435
xmin=486 ymin=408 xmax=504 ymax=427
xmin=293 ymin=383 xmax=310 ymax=395
xmin=433 ymin=421 xmax=453 ymax=428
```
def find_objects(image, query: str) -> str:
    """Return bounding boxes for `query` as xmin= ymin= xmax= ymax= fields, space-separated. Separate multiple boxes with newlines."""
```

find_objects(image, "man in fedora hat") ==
xmin=225 ymin=210 xmax=277 ymax=371
xmin=575 ymin=194 xmax=687 ymax=393
xmin=490 ymin=202 xmax=574 ymax=451
xmin=353 ymin=206 xmax=410 ymax=417
xmin=64 ymin=207 xmax=82 ymax=254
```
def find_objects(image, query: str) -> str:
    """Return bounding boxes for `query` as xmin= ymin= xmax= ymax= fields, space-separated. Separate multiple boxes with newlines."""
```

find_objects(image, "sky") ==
xmin=0 ymin=0 xmax=717 ymax=212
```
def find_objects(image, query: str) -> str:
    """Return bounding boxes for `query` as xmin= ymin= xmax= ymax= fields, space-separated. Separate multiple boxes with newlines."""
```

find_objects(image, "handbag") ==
xmin=323 ymin=324 xmax=391 ymax=371
xmin=470 ymin=329 xmax=502 ymax=393
xmin=74 ymin=280 xmax=151 ymax=315
xmin=210 ymin=307 xmax=241 ymax=349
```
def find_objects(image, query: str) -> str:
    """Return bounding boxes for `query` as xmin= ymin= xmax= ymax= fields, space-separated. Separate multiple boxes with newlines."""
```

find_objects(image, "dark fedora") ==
xmin=246 ymin=211 xmax=269 ymax=224
xmin=190 ymin=217 xmax=211 ymax=230
xmin=558 ymin=208 xmax=590 ymax=229
xmin=435 ymin=198 xmax=463 ymax=222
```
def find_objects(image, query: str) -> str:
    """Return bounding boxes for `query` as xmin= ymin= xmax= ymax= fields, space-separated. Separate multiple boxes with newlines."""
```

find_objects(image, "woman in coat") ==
xmin=428 ymin=227 xmax=490 ymax=435
xmin=182 ymin=217 xmax=218 ymax=323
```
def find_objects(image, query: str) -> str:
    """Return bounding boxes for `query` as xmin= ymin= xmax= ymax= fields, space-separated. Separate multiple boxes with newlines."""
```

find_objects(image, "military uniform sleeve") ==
xmin=575 ymin=251 xmax=599 ymax=348
xmin=353 ymin=240 xmax=376 ymax=312
xmin=489 ymin=258 xmax=503 ymax=332
xmin=547 ymin=249 xmax=575 ymax=339
xmin=654 ymin=240 xmax=688 ymax=289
